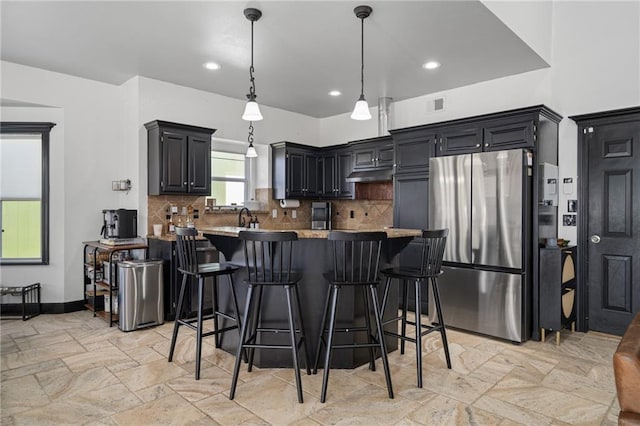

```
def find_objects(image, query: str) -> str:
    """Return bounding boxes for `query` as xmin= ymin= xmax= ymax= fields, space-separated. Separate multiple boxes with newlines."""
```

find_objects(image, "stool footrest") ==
xmin=331 ymin=342 xmax=380 ymax=350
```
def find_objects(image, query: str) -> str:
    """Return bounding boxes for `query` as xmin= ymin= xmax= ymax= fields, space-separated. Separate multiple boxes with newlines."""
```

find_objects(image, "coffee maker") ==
xmin=101 ymin=209 xmax=138 ymax=239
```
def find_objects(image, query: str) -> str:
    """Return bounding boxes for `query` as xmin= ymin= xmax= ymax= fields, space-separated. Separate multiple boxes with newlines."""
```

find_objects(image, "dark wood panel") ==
xmin=394 ymin=132 xmax=435 ymax=174
xmin=483 ymin=120 xmax=533 ymax=151
xmin=162 ymin=132 xmax=188 ymax=192
xmin=603 ymin=254 xmax=632 ymax=312
xmin=188 ymin=135 xmax=211 ymax=194
xmin=393 ymin=174 xmax=429 ymax=230
xmin=603 ymin=138 xmax=632 ymax=158
xmin=286 ymin=150 xmax=305 ymax=198
xmin=439 ymin=125 xmax=481 ymax=156
xmin=604 ymin=170 xmax=632 ymax=236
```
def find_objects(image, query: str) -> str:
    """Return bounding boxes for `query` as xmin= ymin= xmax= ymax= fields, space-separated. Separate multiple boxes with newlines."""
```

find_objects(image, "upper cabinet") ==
xmin=391 ymin=128 xmax=437 ymax=175
xmin=146 ymin=120 xmax=216 ymax=195
xmin=351 ymin=136 xmax=394 ymax=170
xmin=271 ymin=142 xmax=321 ymax=200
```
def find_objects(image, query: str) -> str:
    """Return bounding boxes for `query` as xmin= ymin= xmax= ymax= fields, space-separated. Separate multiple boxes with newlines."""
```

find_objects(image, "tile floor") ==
xmin=1 ymin=311 xmax=621 ymax=425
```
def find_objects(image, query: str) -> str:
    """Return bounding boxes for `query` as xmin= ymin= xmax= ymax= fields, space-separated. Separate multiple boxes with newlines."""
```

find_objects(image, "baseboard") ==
xmin=1 ymin=300 xmax=85 ymax=317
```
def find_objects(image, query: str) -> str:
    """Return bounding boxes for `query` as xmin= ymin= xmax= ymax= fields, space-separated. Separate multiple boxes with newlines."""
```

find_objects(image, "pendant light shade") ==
xmin=351 ymin=5 xmax=372 ymax=121
xmin=351 ymin=94 xmax=372 ymax=120
xmin=243 ymin=8 xmax=263 ymax=121
xmin=242 ymin=99 xmax=262 ymax=122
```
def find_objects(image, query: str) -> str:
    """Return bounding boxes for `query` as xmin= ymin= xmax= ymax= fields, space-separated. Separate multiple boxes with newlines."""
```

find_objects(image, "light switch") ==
xmin=292 ymin=210 xmax=297 ymax=219
xmin=272 ymin=209 xmax=277 ymax=218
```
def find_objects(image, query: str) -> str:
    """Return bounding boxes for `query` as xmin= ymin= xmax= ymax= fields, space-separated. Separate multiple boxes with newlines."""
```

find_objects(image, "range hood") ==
xmin=345 ymin=168 xmax=393 ymax=183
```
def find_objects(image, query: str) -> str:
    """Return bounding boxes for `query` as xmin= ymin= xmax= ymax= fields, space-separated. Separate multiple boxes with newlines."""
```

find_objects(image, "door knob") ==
xmin=591 ymin=235 xmax=601 ymax=244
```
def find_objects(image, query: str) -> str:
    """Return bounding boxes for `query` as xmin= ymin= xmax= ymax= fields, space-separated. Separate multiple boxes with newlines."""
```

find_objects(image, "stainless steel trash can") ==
xmin=118 ymin=259 xmax=164 ymax=332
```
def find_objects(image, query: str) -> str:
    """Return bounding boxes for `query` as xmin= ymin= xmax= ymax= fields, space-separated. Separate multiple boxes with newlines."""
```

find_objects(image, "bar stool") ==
xmin=313 ymin=231 xmax=393 ymax=403
xmin=380 ymin=229 xmax=451 ymax=388
xmin=229 ymin=231 xmax=311 ymax=404
xmin=168 ymin=226 xmax=242 ymax=380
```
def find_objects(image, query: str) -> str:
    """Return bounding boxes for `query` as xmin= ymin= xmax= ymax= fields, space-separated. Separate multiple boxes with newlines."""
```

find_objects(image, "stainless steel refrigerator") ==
xmin=428 ymin=149 xmax=532 ymax=342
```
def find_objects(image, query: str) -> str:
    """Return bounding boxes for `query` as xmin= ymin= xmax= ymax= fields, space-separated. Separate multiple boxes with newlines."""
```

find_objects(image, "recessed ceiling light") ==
xmin=329 ymin=90 xmax=342 ymax=97
xmin=422 ymin=61 xmax=440 ymax=70
xmin=204 ymin=62 xmax=221 ymax=70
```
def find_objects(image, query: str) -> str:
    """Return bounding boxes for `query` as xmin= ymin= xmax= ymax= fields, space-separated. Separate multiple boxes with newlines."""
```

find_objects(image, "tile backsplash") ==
xmin=147 ymin=188 xmax=393 ymax=235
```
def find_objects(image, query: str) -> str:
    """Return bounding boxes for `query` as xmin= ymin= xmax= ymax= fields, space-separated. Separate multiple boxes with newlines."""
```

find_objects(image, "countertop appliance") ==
xmin=311 ymin=202 xmax=332 ymax=230
xmin=428 ymin=149 xmax=532 ymax=342
xmin=102 ymin=209 xmax=137 ymax=239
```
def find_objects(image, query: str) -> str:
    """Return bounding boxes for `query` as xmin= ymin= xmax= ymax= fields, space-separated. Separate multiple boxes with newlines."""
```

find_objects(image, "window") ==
xmin=0 ymin=122 xmax=54 ymax=265
xmin=210 ymin=150 xmax=246 ymax=206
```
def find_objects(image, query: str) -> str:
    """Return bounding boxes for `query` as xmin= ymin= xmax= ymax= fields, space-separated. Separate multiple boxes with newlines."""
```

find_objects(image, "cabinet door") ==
xmin=376 ymin=143 xmax=395 ymax=168
xmin=188 ymin=135 xmax=211 ymax=194
xmin=395 ymin=132 xmax=436 ymax=174
xmin=322 ymin=153 xmax=337 ymax=197
xmin=337 ymin=151 xmax=355 ymax=199
xmin=393 ymin=173 xmax=429 ymax=229
xmin=483 ymin=120 xmax=534 ymax=151
xmin=353 ymin=146 xmax=376 ymax=169
xmin=439 ymin=125 xmax=482 ymax=156
xmin=161 ymin=131 xmax=188 ymax=193
xmin=286 ymin=150 xmax=305 ymax=198
xmin=304 ymin=153 xmax=321 ymax=197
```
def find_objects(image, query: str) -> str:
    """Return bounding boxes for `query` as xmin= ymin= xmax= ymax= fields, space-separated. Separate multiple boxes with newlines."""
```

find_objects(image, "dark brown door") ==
xmin=586 ymin=117 xmax=640 ymax=335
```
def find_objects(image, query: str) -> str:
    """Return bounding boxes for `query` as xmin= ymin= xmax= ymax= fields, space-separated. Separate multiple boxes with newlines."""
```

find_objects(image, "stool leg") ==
xmin=293 ymin=286 xmax=312 ymax=375
xmin=370 ymin=284 xmax=394 ymax=399
xmin=401 ymin=279 xmax=408 ymax=355
xmin=432 ymin=277 xmax=451 ymax=369
xmin=380 ymin=276 xmax=392 ymax=314
xmin=313 ymin=286 xmax=332 ymax=374
xmin=285 ymin=285 xmax=304 ymax=403
xmin=414 ymin=279 xmax=423 ymax=388
xmin=362 ymin=285 xmax=376 ymax=372
xmin=320 ymin=285 xmax=339 ymax=403
xmin=168 ymin=273 xmax=188 ymax=362
xmin=212 ymin=276 xmax=220 ymax=348
xmin=248 ymin=285 xmax=265 ymax=372
xmin=227 ymin=273 xmax=247 ymax=363
xmin=195 ymin=277 xmax=205 ymax=380
xmin=230 ymin=284 xmax=255 ymax=400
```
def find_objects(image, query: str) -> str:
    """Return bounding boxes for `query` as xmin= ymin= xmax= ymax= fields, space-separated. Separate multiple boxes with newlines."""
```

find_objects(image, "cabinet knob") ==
xmin=183 ymin=181 xmax=187 ymax=185
xmin=484 ymin=143 xmax=489 ymax=147
xmin=475 ymin=144 xmax=481 ymax=148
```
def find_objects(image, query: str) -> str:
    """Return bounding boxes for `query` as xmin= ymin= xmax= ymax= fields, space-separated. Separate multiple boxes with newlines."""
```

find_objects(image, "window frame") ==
xmin=210 ymin=149 xmax=249 ymax=205
xmin=0 ymin=122 xmax=55 ymax=265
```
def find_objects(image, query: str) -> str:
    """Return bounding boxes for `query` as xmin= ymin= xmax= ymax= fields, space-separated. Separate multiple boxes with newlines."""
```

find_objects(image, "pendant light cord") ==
xmin=247 ymin=121 xmax=254 ymax=145
xmin=359 ymin=17 xmax=364 ymax=97
xmin=248 ymin=20 xmax=256 ymax=99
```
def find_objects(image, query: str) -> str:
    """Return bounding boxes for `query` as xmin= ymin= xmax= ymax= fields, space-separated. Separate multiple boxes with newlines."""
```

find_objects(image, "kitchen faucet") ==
xmin=238 ymin=207 xmax=253 ymax=228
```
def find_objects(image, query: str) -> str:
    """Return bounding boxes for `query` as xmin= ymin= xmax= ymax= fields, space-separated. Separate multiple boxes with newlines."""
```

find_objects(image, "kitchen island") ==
xmin=199 ymin=226 xmax=421 ymax=369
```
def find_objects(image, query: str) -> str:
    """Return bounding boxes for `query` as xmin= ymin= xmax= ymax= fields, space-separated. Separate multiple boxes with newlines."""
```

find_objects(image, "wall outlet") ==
xmin=171 ymin=206 xmax=178 ymax=214
xmin=292 ymin=210 xmax=297 ymax=219
xmin=272 ymin=209 xmax=277 ymax=219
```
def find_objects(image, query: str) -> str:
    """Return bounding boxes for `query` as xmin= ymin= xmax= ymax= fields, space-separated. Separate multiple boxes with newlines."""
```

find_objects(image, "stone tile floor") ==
xmin=1 ymin=311 xmax=621 ymax=425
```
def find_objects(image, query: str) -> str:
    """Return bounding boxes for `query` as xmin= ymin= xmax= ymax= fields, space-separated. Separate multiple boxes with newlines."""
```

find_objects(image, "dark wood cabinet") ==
xmin=352 ymin=136 xmax=394 ymax=170
xmin=271 ymin=142 xmax=321 ymax=199
xmin=320 ymin=149 xmax=355 ymax=199
xmin=539 ymin=246 xmax=577 ymax=344
xmin=394 ymin=130 xmax=437 ymax=175
xmin=146 ymin=120 xmax=216 ymax=195
xmin=483 ymin=119 xmax=534 ymax=151
xmin=438 ymin=125 xmax=482 ymax=156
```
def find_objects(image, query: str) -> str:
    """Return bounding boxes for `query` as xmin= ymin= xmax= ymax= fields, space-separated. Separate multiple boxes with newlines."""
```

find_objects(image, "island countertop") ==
xmin=198 ymin=226 xmax=422 ymax=239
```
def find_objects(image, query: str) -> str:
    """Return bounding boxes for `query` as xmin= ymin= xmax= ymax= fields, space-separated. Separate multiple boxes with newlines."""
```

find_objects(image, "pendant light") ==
xmin=246 ymin=121 xmax=258 ymax=158
xmin=242 ymin=8 xmax=263 ymax=121
xmin=351 ymin=5 xmax=372 ymax=121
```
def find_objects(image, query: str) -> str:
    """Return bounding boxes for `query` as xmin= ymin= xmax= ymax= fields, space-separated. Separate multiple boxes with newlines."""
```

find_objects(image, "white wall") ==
xmin=1 ymin=61 xmax=124 ymax=303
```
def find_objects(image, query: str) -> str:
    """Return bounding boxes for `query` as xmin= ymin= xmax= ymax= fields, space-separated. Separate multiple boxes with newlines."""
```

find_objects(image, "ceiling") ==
xmin=0 ymin=1 xmax=548 ymax=118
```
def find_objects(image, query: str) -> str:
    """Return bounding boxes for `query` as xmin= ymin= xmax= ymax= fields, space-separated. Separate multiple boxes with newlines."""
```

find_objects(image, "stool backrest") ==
xmin=239 ymin=231 xmax=298 ymax=284
xmin=175 ymin=226 xmax=199 ymax=273
xmin=419 ymin=229 xmax=449 ymax=276
xmin=328 ymin=231 xmax=387 ymax=285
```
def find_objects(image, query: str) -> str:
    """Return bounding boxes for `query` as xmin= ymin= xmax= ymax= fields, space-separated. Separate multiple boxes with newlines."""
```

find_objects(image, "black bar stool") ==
xmin=313 ymin=231 xmax=393 ymax=403
xmin=168 ymin=226 xmax=242 ymax=380
xmin=229 ymin=231 xmax=311 ymax=404
xmin=380 ymin=228 xmax=451 ymax=388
